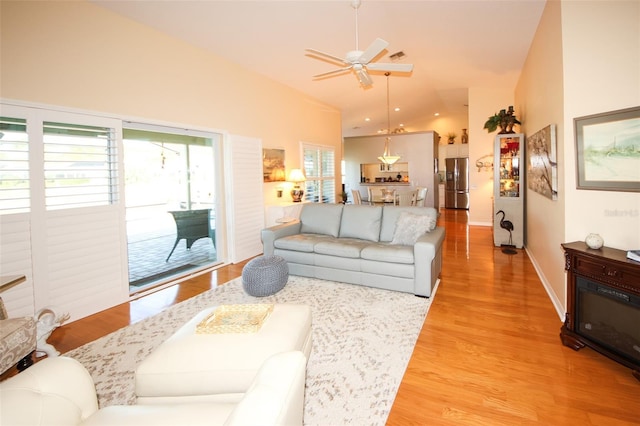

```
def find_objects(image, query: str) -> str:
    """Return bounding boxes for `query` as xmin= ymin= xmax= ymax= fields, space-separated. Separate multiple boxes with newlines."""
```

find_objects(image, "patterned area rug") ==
xmin=66 ymin=275 xmax=434 ymax=425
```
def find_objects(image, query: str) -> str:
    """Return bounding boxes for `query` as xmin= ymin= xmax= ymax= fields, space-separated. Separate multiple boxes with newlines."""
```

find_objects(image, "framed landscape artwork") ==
xmin=527 ymin=124 xmax=558 ymax=200
xmin=262 ymin=148 xmax=285 ymax=182
xmin=574 ymin=106 xmax=640 ymax=192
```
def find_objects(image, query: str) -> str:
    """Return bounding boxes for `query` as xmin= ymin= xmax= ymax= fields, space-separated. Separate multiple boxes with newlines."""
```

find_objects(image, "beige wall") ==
xmin=468 ymin=87 xmax=515 ymax=226
xmin=561 ymin=0 xmax=640 ymax=250
xmin=419 ymin=111 xmax=468 ymax=145
xmin=0 ymin=1 xmax=342 ymax=206
xmin=516 ymin=0 xmax=640 ymax=316
xmin=515 ymin=0 xmax=566 ymax=314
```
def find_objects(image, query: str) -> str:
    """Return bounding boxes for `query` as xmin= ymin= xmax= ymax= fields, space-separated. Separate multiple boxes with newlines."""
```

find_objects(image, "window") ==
xmin=302 ymin=143 xmax=335 ymax=203
xmin=43 ymin=122 xmax=118 ymax=210
xmin=0 ymin=117 xmax=29 ymax=214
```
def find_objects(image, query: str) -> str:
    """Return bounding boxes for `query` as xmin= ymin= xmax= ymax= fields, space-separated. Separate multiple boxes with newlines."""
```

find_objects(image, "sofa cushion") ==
xmin=314 ymin=238 xmax=371 ymax=258
xmin=274 ymin=234 xmax=333 ymax=252
xmin=338 ymin=205 xmax=383 ymax=242
xmin=390 ymin=211 xmax=437 ymax=245
xmin=299 ymin=204 xmax=344 ymax=237
xmin=361 ymin=243 xmax=414 ymax=264
xmin=380 ymin=206 xmax=438 ymax=242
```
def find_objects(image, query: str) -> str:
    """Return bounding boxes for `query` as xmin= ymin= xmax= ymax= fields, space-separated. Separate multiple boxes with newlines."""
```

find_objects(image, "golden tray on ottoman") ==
xmin=196 ymin=304 xmax=274 ymax=334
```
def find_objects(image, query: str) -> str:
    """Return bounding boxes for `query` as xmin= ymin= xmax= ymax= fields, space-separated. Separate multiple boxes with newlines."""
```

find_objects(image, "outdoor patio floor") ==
xmin=127 ymin=214 xmax=217 ymax=292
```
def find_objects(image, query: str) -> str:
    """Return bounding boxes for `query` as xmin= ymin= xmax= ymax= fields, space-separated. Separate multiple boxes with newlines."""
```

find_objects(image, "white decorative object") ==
xmin=34 ymin=308 xmax=69 ymax=358
xmin=585 ymin=233 xmax=604 ymax=249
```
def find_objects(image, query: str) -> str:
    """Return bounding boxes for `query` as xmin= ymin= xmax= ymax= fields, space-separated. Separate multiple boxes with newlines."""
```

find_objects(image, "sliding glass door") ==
xmin=123 ymin=126 xmax=221 ymax=293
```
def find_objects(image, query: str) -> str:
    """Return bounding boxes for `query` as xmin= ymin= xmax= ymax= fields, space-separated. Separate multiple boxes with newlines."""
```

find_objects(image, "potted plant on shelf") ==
xmin=484 ymin=106 xmax=521 ymax=134
xmin=447 ymin=133 xmax=457 ymax=144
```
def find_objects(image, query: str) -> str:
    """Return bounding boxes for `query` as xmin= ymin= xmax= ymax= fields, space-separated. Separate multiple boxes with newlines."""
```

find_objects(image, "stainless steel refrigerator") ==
xmin=445 ymin=157 xmax=469 ymax=209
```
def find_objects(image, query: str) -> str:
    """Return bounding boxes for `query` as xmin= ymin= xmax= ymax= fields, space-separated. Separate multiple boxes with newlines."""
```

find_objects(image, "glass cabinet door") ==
xmin=497 ymin=135 xmax=522 ymax=198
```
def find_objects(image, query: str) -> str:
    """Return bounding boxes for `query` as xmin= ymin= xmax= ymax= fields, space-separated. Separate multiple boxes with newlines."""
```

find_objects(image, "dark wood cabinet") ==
xmin=561 ymin=242 xmax=640 ymax=381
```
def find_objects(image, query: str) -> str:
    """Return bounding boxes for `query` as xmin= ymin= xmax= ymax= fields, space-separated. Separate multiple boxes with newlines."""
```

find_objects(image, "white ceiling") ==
xmin=92 ymin=0 xmax=546 ymax=137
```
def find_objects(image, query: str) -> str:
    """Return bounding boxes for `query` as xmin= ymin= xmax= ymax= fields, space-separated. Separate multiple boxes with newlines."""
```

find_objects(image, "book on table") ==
xmin=627 ymin=249 xmax=640 ymax=262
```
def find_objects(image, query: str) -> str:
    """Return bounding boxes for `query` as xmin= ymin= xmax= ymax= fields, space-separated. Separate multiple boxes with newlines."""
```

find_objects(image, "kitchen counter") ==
xmin=361 ymin=182 xmax=410 ymax=186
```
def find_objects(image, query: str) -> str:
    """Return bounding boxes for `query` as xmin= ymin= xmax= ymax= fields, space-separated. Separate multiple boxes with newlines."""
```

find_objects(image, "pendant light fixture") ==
xmin=378 ymin=72 xmax=400 ymax=165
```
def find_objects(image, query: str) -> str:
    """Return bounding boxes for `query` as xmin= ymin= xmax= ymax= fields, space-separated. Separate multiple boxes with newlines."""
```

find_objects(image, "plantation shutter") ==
xmin=225 ymin=134 xmax=264 ymax=263
xmin=302 ymin=143 xmax=336 ymax=203
xmin=0 ymin=104 xmax=128 ymax=321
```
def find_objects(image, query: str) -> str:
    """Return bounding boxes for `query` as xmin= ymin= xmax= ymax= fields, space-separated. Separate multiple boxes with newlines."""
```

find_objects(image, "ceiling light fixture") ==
xmin=378 ymin=72 xmax=401 ymax=166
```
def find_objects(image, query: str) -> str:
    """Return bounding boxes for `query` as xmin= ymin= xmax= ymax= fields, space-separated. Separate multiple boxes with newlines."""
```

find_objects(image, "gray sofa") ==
xmin=261 ymin=203 xmax=445 ymax=297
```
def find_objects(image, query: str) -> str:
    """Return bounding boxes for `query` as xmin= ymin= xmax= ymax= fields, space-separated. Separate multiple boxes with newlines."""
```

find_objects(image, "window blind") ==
xmin=43 ymin=121 xmax=118 ymax=210
xmin=302 ymin=143 xmax=335 ymax=203
xmin=0 ymin=117 xmax=30 ymax=214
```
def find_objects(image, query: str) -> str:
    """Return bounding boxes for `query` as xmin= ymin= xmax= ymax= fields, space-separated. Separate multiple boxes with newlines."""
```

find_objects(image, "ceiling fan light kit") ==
xmin=305 ymin=0 xmax=413 ymax=88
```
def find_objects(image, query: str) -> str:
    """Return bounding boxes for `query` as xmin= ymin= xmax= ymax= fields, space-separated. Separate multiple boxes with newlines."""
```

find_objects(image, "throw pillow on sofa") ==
xmin=391 ymin=211 xmax=436 ymax=245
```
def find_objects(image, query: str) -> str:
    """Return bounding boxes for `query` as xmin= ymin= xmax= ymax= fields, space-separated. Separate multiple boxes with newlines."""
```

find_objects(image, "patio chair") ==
xmin=166 ymin=209 xmax=215 ymax=262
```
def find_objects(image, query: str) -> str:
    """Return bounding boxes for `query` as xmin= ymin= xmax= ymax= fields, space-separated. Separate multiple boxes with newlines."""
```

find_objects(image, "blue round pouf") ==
xmin=242 ymin=255 xmax=289 ymax=297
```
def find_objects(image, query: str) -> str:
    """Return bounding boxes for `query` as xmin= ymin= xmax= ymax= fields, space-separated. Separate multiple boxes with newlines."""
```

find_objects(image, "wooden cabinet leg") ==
xmin=560 ymin=328 xmax=585 ymax=351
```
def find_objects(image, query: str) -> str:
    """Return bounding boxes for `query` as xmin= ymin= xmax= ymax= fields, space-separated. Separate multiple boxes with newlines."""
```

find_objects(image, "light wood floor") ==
xmin=14 ymin=209 xmax=640 ymax=423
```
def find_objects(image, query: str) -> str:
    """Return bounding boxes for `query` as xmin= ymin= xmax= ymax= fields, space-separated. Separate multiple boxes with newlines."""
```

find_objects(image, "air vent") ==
xmin=389 ymin=51 xmax=406 ymax=61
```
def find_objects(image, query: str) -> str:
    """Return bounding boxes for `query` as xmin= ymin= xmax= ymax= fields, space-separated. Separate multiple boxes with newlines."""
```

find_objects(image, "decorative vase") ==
xmin=585 ymin=233 xmax=604 ymax=249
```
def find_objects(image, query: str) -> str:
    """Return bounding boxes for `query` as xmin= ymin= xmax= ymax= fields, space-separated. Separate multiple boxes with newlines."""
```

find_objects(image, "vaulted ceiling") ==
xmin=92 ymin=0 xmax=546 ymax=137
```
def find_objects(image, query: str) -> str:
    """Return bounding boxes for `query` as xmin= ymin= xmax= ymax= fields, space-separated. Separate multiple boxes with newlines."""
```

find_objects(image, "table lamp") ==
xmin=288 ymin=169 xmax=306 ymax=202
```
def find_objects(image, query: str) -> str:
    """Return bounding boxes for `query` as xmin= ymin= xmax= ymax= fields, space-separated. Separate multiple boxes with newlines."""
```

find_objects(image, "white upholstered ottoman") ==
xmin=135 ymin=304 xmax=312 ymax=404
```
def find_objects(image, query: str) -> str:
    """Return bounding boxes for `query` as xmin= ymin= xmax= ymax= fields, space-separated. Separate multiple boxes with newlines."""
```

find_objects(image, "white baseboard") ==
xmin=525 ymin=246 xmax=565 ymax=322
xmin=468 ymin=221 xmax=492 ymax=227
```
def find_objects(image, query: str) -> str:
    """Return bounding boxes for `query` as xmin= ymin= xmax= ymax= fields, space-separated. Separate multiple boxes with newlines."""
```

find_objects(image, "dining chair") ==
xmin=351 ymin=189 xmax=362 ymax=204
xmin=415 ymin=187 xmax=428 ymax=207
xmin=367 ymin=188 xmax=375 ymax=205
xmin=381 ymin=188 xmax=396 ymax=204
xmin=397 ymin=190 xmax=418 ymax=206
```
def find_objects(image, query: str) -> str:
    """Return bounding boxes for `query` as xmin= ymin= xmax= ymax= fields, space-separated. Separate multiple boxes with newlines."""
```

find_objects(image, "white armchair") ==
xmin=0 ymin=351 xmax=306 ymax=426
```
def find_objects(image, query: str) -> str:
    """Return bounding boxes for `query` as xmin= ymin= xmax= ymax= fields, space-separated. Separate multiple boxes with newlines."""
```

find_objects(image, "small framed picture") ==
xmin=574 ymin=106 xmax=640 ymax=192
xmin=262 ymin=148 xmax=285 ymax=182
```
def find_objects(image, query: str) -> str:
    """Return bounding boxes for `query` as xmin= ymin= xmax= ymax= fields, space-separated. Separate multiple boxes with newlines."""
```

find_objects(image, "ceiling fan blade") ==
xmin=356 ymin=69 xmax=373 ymax=87
xmin=313 ymin=66 xmax=353 ymax=79
xmin=358 ymin=38 xmax=389 ymax=64
xmin=305 ymin=48 xmax=349 ymax=66
xmin=366 ymin=62 xmax=414 ymax=72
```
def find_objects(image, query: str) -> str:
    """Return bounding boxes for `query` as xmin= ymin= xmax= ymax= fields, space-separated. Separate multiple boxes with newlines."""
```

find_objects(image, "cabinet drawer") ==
xmin=574 ymin=255 xmax=640 ymax=293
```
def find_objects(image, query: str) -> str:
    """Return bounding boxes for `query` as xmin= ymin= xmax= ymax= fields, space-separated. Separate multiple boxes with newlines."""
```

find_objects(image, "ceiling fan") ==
xmin=305 ymin=0 xmax=413 ymax=88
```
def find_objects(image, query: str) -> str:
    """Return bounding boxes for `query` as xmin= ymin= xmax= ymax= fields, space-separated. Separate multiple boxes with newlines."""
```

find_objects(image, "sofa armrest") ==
xmin=413 ymin=226 xmax=446 ymax=297
xmin=0 ymin=356 xmax=99 ymax=425
xmin=261 ymin=221 xmax=302 ymax=256
xmin=224 ymin=351 xmax=307 ymax=426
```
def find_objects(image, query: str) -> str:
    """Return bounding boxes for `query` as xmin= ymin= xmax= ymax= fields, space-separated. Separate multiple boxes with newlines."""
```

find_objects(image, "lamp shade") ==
xmin=288 ymin=168 xmax=306 ymax=183
xmin=378 ymin=136 xmax=400 ymax=165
